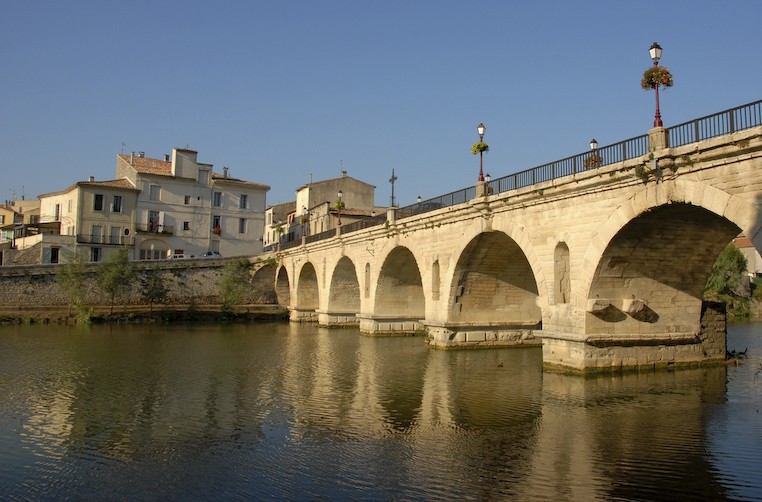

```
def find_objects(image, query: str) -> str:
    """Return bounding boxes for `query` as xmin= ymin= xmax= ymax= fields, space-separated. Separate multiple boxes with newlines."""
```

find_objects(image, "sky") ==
xmin=2 ymin=1 xmax=761 ymax=208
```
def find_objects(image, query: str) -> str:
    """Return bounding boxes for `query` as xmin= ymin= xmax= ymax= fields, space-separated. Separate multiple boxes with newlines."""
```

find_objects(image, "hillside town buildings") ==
xmin=1 ymin=148 xmax=269 ymax=265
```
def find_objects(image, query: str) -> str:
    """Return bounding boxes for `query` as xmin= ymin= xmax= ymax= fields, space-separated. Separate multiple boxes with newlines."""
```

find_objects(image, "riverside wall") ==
xmin=0 ymin=258 xmax=278 ymax=309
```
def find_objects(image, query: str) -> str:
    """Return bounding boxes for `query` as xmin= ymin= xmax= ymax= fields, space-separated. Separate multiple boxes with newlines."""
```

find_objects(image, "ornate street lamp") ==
xmin=649 ymin=42 xmax=663 ymax=127
xmin=476 ymin=122 xmax=486 ymax=182
xmin=337 ymin=190 xmax=343 ymax=227
xmin=590 ymin=138 xmax=598 ymax=151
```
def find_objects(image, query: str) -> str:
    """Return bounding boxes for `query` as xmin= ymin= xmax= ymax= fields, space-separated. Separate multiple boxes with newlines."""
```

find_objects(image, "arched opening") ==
xmin=329 ymin=256 xmax=360 ymax=312
xmin=364 ymin=263 xmax=371 ymax=299
xmin=296 ymin=262 xmax=319 ymax=310
xmin=587 ymin=203 xmax=740 ymax=335
xmin=375 ymin=247 xmax=425 ymax=318
xmin=432 ymin=260 xmax=441 ymax=301
xmin=554 ymin=242 xmax=570 ymax=304
xmin=449 ymin=232 xmax=540 ymax=326
xmin=251 ymin=264 xmax=277 ymax=304
xmin=275 ymin=266 xmax=290 ymax=306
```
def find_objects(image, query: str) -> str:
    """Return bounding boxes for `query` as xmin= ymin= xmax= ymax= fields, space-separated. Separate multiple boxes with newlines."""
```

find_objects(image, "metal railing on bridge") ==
xmin=286 ymin=99 xmax=762 ymax=244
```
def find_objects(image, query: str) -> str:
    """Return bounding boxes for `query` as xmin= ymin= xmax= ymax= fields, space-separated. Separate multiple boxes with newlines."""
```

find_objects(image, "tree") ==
xmin=140 ymin=272 xmax=168 ymax=313
xmin=57 ymin=250 xmax=89 ymax=321
xmin=97 ymin=248 xmax=134 ymax=314
xmin=705 ymin=243 xmax=750 ymax=318
xmin=219 ymin=258 xmax=252 ymax=313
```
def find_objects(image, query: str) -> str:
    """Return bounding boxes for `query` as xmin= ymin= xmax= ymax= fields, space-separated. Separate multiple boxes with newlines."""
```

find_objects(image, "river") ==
xmin=0 ymin=321 xmax=760 ymax=501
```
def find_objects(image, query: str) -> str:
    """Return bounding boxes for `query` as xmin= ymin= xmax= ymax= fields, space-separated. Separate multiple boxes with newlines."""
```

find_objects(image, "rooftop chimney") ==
xmin=223 ymin=166 xmax=229 ymax=179
xmin=88 ymin=176 xmax=95 ymax=182
xmin=341 ymin=170 xmax=347 ymax=177
xmin=138 ymin=151 xmax=145 ymax=158
xmin=164 ymin=154 xmax=170 ymax=162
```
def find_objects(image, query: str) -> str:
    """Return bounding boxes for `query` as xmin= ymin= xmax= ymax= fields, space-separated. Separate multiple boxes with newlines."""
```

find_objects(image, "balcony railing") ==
xmin=77 ymin=234 xmax=135 ymax=246
xmin=135 ymin=224 xmax=174 ymax=235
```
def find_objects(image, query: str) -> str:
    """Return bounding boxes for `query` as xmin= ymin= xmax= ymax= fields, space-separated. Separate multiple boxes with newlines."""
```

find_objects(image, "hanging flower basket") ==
xmin=584 ymin=154 xmax=602 ymax=169
xmin=471 ymin=142 xmax=489 ymax=155
xmin=334 ymin=200 xmax=345 ymax=211
xmin=641 ymin=66 xmax=674 ymax=90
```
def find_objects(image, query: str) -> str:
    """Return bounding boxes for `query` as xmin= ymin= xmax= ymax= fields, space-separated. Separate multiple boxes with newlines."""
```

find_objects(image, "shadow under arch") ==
xmin=251 ymin=263 xmax=277 ymax=304
xmin=447 ymin=231 xmax=541 ymax=327
xmin=296 ymin=261 xmax=319 ymax=310
xmin=275 ymin=265 xmax=291 ymax=306
xmin=586 ymin=202 xmax=740 ymax=335
xmin=328 ymin=256 xmax=360 ymax=313
xmin=374 ymin=246 xmax=424 ymax=319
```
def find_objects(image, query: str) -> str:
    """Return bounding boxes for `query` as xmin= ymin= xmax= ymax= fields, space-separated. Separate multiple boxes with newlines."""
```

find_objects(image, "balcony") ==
xmin=77 ymin=234 xmax=135 ymax=246
xmin=136 ymin=223 xmax=174 ymax=235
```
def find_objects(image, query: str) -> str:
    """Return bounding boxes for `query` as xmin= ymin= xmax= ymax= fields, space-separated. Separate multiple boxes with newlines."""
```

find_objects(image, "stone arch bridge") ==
xmin=255 ymin=101 xmax=762 ymax=372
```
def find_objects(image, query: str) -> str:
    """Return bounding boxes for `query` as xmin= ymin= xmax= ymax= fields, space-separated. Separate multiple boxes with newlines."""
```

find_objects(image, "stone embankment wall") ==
xmin=0 ymin=258 xmax=278 ymax=308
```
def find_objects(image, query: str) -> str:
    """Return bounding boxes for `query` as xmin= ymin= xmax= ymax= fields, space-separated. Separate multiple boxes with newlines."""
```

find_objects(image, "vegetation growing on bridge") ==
xmin=704 ymin=243 xmax=751 ymax=318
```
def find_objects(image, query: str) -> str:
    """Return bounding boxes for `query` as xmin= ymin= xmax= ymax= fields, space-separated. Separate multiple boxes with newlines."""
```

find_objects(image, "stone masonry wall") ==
xmin=0 ymin=258 xmax=277 ymax=308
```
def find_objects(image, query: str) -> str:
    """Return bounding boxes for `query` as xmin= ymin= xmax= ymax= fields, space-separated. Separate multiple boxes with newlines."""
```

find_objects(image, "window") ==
xmin=67 ymin=199 xmax=72 ymax=212
xmin=93 ymin=194 xmax=104 ymax=211
xmin=148 ymin=210 xmax=160 ymax=232
xmin=112 ymin=195 xmax=122 ymax=213
xmin=239 ymin=218 xmax=247 ymax=234
xmin=184 ymin=195 xmax=191 ymax=205
xmin=240 ymin=194 xmax=248 ymax=209
xmin=54 ymin=204 xmax=61 ymax=221
xmin=92 ymin=225 xmax=103 ymax=244
xmin=213 ymin=191 xmax=222 ymax=207
xmin=149 ymin=185 xmax=161 ymax=201
xmin=183 ymin=221 xmax=190 ymax=231
xmin=50 ymin=247 xmax=60 ymax=264
xmin=0 ymin=215 xmax=4 ymax=224
xmin=91 ymin=247 xmax=101 ymax=262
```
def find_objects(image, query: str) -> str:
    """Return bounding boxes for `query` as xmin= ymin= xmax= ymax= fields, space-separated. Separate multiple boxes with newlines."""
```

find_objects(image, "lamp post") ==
xmin=337 ymin=190 xmax=343 ymax=227
xmin=590 ymin=138 xmax=598 ymax=151
xmin=302 ymin=206 xmax=308 ymax=238
xmin=649 ymin=42 xmax=663 ymax=127
xmin=477 ymin=122 xmax=486 ymax=182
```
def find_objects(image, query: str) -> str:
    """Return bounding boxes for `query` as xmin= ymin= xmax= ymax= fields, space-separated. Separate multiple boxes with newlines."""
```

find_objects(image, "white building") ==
xmin=117 ymin=149 xmax=270 ymax=259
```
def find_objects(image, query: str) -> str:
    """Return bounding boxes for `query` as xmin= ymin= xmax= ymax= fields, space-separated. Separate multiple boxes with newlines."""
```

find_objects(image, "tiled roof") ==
xmin=212 ymin=172 xmax=270 ymax=190
xmin=118 ymin=154 xmax=171 ymax=176
xmin=79 ymin=178 xmax=138 ymax=190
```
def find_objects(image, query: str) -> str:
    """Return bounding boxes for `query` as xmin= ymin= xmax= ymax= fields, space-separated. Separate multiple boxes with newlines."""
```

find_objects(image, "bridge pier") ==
xmin=541 ymin=302 xmax=727 ymax=372
xmin=358 ymin=314 xmax=424 ymax=335
xmin=317 ymin=311 xmax=359 ymax=327
xmin=424 ymin=322 xmax=542 ymax=349
xmin=289 ymin=307 xmax=318 ymax=323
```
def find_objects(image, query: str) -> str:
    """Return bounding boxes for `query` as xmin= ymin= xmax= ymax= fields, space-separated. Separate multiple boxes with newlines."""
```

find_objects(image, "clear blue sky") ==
xmin=2 ymin=1 xmax=761 ymax=207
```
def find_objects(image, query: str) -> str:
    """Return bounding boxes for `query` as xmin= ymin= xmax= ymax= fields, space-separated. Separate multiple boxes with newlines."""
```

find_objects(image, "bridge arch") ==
xmin=296 ymin=261 xmax=320 ymax=311
xmin=581 ymin=179 xmax=755 ymax=335
xmin=374 ymin=246 xmax=425 ymax=319
xmin=446 ymin=231 xmax=541 ymax=326
xmin=275 ymin=265 xmax=290 ymax=305
xmin=328 ymin=256 xmax=361 ymax=313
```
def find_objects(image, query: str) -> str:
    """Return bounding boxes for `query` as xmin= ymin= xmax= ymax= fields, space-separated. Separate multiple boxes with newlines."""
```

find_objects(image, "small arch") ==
xmin=432 ymin=260 xmax=440 ymax=301
xmin=275 ymin=265 xmax=290 ymax=306
xmin=364 ymin=263 xmax=371 ymax=298
xmin=554 ymin=242 xmax=570 ymax=304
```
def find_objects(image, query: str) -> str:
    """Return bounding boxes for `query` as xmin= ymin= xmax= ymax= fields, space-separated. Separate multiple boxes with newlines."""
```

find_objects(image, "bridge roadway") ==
xmin=254 ymin=103 xmax=762 ymax=372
